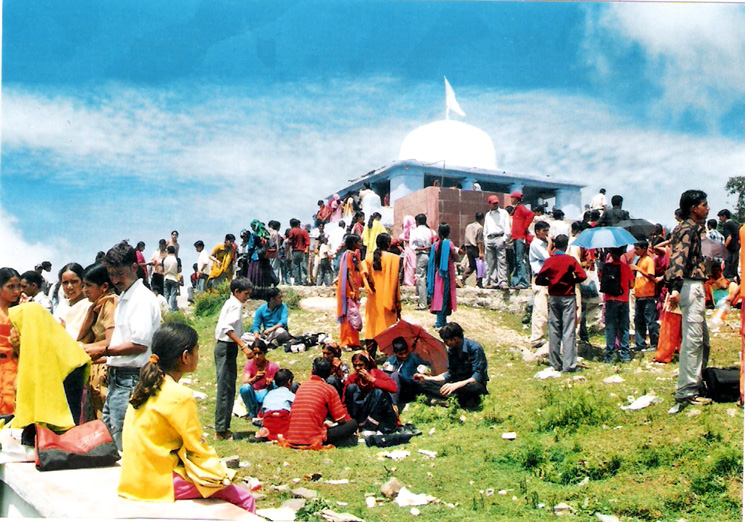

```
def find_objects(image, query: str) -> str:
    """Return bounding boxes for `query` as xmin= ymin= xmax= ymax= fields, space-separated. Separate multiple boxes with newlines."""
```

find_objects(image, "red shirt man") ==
xmin=288 ymin=225 xmax=310 ymax=253
xmin=285 ymin=358 xmax=355 ymax=447
xmin=510 ymin=193 xmax=535 ymax=241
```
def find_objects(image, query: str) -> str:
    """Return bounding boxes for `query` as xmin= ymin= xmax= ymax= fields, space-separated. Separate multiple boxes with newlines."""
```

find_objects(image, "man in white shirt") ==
xmin=194 ymin=240 xmax=211 ymax=292
xmin=163 ymin=245 xmax=180 ymax=312
xmin=548 ymin=208 xmax=571 ymax=242
xmin=590 ymin=188 xmax=607 ymax=211
xmin=213 ymin=278 xmax=253 ymax=440
xmin=20 ymin=271 xmax=52 ymax=312
xmin=409 ymin=213 xmax=435 ymax=309
xmin=327 ymin=220 xmax=347 ymax=275
xmin=529 ymin=221 xmax=551 ymax=348
xmin=102 ymin=241 xmax=162 ymax=450
xmin=483 ymin=195 xmax=511 ymax=289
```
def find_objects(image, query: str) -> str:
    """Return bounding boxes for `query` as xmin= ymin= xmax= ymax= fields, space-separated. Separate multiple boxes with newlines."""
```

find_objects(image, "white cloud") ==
xmin=2 ymin=80 xmax=744 ymax=269
xmin=583 ymin=3 xmax=745 ymax=130
xmin=0 ymin=206 xmax=58 ymax=272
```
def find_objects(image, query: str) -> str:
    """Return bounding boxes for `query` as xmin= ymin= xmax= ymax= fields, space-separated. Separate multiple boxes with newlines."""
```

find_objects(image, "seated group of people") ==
xmin=238 ymin=321 xmax=490 ymax=447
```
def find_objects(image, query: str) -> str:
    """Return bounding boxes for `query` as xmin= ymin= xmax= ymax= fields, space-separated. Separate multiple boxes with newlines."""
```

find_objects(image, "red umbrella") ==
xmin=374 ymin=320 xmax=448 ymax=376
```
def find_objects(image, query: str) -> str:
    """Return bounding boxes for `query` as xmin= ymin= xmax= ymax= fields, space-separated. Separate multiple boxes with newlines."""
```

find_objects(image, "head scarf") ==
xmin=250 ymin=219 xmax=270 ymax=239
xmin=402 ymin=215 xmax=415 ymax=241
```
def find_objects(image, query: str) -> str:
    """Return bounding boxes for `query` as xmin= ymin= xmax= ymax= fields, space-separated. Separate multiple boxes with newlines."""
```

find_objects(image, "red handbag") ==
xmin=27 ymin=420 xmax=120 ymax=471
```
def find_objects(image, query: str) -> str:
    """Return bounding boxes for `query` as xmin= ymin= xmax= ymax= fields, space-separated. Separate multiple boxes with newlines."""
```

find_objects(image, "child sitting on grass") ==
xmin=118 ymin=323 xmax=255 ymax=512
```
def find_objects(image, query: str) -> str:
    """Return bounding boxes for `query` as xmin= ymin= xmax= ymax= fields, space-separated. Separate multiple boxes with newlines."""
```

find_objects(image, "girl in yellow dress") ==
xmin=118 ymin=323 xmax=254 ymax=511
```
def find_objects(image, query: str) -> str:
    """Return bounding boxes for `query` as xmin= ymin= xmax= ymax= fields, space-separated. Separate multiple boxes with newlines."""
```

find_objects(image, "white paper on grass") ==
xmin=620 ymin=394 xmax=659 ymax=411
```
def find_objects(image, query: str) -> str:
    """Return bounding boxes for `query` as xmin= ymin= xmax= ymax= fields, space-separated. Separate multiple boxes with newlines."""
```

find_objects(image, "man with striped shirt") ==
xmin=285 ymin=358 xmax=358 ymax=447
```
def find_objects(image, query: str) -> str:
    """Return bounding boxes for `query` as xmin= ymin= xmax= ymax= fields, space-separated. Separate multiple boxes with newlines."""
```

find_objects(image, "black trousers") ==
xmin=214 ymin=341 xmax=238 ymax=432
xmin=419 ymin=379 xmax=488 ymax=409
xmin=326 ymin=419 xmax=359 ymax=447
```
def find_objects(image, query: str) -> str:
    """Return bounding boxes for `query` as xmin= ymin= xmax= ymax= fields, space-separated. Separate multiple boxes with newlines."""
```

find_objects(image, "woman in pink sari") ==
xmin=399 ymin=215 xmax=417 ymax=286
xmin=427 ymin=223 xmax=463 ymax=328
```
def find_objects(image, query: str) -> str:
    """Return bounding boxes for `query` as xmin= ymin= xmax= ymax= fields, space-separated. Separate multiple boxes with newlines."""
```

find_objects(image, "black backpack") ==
xmin=600 ymin=262 xmax=623 ymax=297
xmin=703 ymin=367 xmax=740 ymax=403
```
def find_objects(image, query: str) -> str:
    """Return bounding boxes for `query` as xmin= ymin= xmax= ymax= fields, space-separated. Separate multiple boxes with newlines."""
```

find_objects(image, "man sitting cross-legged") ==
xmin=414 ymin=322 xmax=488 ymax=409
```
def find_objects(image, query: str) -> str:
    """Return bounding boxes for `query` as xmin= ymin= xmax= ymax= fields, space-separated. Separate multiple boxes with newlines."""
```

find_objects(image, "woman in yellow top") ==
xmin=363 ymin=233 xmax=401 ymax=341
xmin=362 ymin=212 xmax=386 ymax=260
xmin=207 ymin=234 xmax=237 ymax=290
xmin=118 ymin=323 xmax=255 ymax=512
xmin=77 ymin=263 xmax=118 ymax=422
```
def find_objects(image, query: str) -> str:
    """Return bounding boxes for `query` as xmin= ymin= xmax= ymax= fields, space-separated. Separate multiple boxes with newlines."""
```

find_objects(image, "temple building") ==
xmin=330 ymin=81 xmax=585 ymax=244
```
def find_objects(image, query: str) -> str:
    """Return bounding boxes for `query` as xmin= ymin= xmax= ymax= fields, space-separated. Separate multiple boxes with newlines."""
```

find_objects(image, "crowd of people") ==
xmin=0 ymin=184 xmax=741 ymax=512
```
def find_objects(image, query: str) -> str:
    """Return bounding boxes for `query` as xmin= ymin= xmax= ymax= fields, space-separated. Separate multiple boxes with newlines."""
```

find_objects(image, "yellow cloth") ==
xmin=8 ymin=303 xmax=91 ymax=431
xmin=207 ymin=243 xmax=235 ymax=282
xmin=119 ymin=375 xmax=234 ymax=502
xmin=362 ymin=221 xmax=387 ymax=259
xmin=363 ymin=251 xmax=401 ymax=339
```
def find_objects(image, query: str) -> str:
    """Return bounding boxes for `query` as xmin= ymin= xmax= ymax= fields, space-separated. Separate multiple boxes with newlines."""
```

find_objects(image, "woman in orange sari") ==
xmin=0 ymin=268 xmax=21 ymax=416
xmin=363 ymin=233 xmax=401 ymax=342
xmin=337 ymin=234 xmax=371 ymax=351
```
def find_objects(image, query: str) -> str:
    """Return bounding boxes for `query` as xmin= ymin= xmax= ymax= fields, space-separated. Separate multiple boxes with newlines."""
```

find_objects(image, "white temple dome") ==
xmin=398 ymin=119 xmax=497 ymax=171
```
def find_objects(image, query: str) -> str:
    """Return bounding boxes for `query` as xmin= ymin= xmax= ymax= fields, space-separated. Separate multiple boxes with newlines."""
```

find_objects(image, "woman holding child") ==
xmin=119 ymin=323 xmax=255 ymax=512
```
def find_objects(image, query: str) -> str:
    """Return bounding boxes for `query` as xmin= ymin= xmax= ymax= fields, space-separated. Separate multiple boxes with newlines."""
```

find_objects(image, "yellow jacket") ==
xmin=118 ymin=375 xmax=234 ymax=502
xmin=9 ymin=303 xmax=91 ymax=431
xmin=362 ymin=220 xmax=387 ymax=259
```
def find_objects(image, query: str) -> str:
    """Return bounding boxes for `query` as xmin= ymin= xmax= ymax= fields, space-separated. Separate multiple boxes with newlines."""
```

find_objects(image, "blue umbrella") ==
xmin=571 ymin=227 xmax=638 ymax=249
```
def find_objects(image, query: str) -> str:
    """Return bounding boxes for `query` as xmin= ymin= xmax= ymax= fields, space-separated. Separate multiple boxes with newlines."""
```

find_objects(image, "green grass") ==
xmin=184 ymin=290 xmax=742 ymax=522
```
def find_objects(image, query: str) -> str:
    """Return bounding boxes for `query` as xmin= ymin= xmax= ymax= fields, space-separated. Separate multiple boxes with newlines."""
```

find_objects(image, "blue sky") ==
xmin=2 ymin=1 xmax=744 ymax=273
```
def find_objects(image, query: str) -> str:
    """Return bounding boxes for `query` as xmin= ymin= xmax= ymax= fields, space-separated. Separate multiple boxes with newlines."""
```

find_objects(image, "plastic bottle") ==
xmin=709 ymin=297 xmax=731 ymax=331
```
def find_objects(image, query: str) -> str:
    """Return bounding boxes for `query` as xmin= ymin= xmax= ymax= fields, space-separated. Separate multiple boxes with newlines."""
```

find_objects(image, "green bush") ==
xmin=537 ymin=386 xmax=614 ymax=433
xmin=516 ymin=438 xmax=547 ymax=471
xmin=162 ymin=311 xmax=194 ymax=327
xmin=283 ymin=287 xmax=301 ymax=310
xmin=194 ymin=281 xmax=231 ymax=317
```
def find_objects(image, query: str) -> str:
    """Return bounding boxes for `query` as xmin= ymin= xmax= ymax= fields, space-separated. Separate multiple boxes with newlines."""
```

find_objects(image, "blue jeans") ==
xmin=239 ymin=384 xmax=270 ymax=418
xmin=512 ymin=239 xmax=530 ymax=288
xmin=103 ymin=367 xmax=140 ymax=451
xmin=292 ymin=251 xmax=307 ymax=285
xmin=634 ymin=297 xmax=659 ymax=349
xmin=164 ymin=279 xmax=179 ymax=312
xmin=604 ymin=300 xmax=630 ymax=362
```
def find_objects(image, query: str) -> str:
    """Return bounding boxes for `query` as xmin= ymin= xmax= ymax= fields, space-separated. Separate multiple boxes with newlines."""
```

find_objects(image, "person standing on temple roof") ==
xmin=590 ymin=188 xmax=607 ymax=211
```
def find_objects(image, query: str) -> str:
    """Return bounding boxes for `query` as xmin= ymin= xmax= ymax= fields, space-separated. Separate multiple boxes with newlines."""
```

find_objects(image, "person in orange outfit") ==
xmin=336 ymin=234 xmax=372 ymax=351
xmin=363 ymin=233 xmax=401 ymax=342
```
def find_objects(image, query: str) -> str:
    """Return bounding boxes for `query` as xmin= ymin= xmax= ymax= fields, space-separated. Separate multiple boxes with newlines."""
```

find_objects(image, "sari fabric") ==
xmin=337 ymin=249 xmax=370 ymax=348
xmin=363 ymin=251 xmax=401 ymax=340
xmin=207 ymin=243 xmax=235 ymax=285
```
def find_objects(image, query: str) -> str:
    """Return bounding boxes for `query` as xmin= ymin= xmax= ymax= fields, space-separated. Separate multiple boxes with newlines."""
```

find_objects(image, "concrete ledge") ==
xmin=0 ymin=462 xmax=263 ymax=520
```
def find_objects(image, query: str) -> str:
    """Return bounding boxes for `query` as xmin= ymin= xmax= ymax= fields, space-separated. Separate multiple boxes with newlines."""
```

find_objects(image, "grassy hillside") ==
xmin=176 ymin=287 xmax=742 ymax=522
